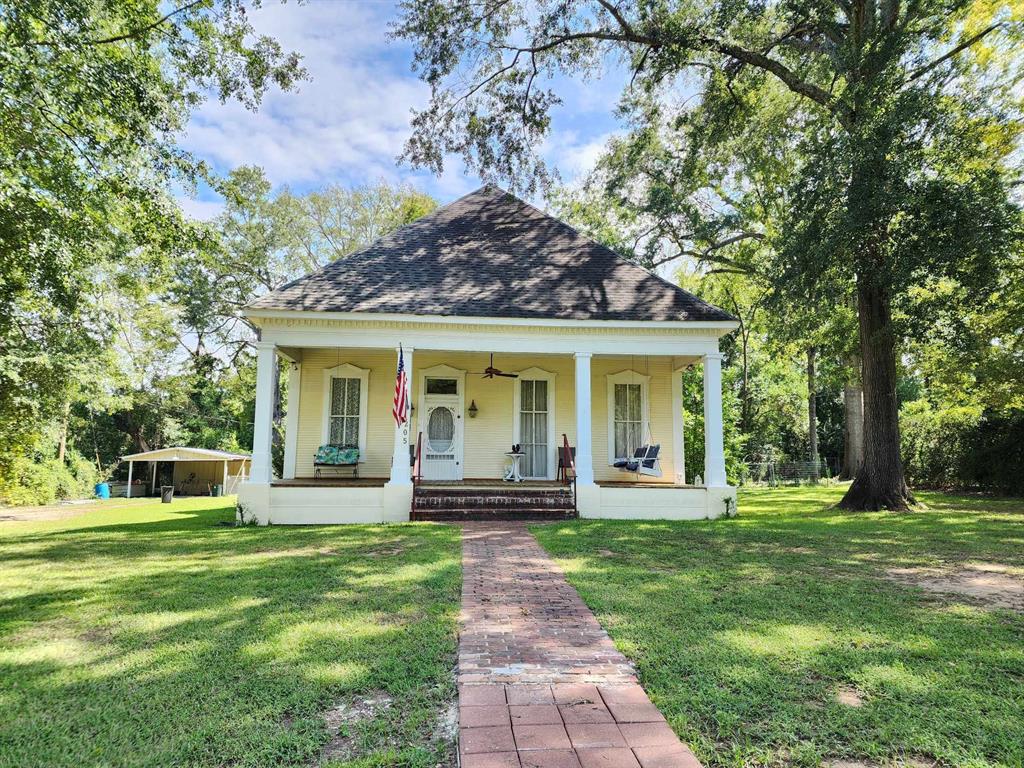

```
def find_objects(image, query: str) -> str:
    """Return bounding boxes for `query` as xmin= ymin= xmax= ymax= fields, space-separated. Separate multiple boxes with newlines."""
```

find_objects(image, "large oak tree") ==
xmin=395 ymin=0 xmax=1022 ymax=509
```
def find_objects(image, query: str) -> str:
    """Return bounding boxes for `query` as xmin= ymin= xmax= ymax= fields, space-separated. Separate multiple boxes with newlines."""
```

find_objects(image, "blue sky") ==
xmin=178 ymin=1 xmax=630 ymax=219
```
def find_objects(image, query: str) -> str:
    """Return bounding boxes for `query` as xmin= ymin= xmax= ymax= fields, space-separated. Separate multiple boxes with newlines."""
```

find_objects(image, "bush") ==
xmin=961 ymin=411 xmax=1024 ymax=495
xmin=0 ymin=450 xmax=101 ymax=506
xmin=901 ymin=402 xmax=1024 ymax=494
xmin=900 ymin=401 xmax=982 ymax=490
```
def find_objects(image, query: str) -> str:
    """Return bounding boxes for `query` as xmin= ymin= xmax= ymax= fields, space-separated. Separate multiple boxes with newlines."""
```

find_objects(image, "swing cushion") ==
xmin=614 ymin=444 xmax=660 ymax=472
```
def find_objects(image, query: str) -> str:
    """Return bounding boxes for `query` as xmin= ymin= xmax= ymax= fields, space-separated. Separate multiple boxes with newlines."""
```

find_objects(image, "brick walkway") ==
xmin=458 ymin=524 xmax=702 ymax=768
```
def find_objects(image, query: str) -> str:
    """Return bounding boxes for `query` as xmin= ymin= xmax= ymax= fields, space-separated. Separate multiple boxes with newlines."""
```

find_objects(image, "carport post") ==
xmin=151 ymin=463 xmax=157 ymax=495
xmin=223 ymin=460 xmax=228 ymax=492
xmin=126 ymin=460 xmax=133 ymax=498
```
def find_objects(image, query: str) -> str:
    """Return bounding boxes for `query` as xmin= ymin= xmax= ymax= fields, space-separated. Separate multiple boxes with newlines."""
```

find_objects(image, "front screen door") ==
xmin=422 ymin=377 xmax=463 ymax=480
xmin=519 ymin=379 xmax=549 ymax=479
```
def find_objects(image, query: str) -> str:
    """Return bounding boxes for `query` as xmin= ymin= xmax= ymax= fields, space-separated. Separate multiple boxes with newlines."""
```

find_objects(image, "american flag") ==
xmin=392 ymin=346 xmax=409 ymax=426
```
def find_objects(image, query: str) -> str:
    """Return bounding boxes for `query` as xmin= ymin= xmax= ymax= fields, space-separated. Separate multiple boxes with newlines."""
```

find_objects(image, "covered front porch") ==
xmin=239 ymin=316 xmax=735 ymax=524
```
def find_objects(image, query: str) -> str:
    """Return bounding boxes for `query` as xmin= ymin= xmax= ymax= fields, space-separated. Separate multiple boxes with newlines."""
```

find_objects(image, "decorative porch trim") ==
xmin=246 ymin=307 xmax=738 ymax=333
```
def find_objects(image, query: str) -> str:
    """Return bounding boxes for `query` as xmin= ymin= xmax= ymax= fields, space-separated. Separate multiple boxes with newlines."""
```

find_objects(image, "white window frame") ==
xmin=607 ymin=369 xmax=650 ymax=465
xmin=512 ymin=367 xmax=557 ymax=480
xmin=321 ymin=363 xmax=370 ymax=461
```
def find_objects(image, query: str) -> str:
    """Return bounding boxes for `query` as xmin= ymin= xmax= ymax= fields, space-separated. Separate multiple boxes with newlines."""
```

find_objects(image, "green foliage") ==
xmin=900 ymin=401 xmax=984 ymax=491
xmin=0 ymin=0 xmax=306 ymax=503
xmin=681 ymin=366 xmax=745 ymax=484
xmin=533 ymin=486 xmax=1024 ymax=767
xmin=0 ymin=449 xmax=98 ymax=506
xmin=394 ymin=0 xmax=1024 ymax=508
xmin=901 ymin=401 xmax=1024 ymax=494
xmin=0 ymin=498 xmax=461 ymax=766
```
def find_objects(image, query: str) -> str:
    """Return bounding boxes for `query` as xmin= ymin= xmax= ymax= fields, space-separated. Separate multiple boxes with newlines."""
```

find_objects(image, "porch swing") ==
xmin=612 ymin=355 xmax=663 ymax=479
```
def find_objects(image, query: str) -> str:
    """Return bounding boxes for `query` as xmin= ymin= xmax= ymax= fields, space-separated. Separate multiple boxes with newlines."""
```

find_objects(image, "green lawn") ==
xmin=0 ymin=497 xmax=461 ymax=768
xmin=533 ymin=486 xmax=1024 ymax=768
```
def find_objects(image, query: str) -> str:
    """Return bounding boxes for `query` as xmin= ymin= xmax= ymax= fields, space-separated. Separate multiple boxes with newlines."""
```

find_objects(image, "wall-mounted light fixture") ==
xmin=468 ymin=400 xmax=479 ymax=418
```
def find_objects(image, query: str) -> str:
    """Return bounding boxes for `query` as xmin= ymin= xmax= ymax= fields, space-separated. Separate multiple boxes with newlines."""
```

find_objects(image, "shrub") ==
xmin=0 ymin=450 xmax=101 ymax=506
xmin=900 ymin=401 xmax=982 ymax=489
xmin=900 ymin=402 xmax=1024 ymax=494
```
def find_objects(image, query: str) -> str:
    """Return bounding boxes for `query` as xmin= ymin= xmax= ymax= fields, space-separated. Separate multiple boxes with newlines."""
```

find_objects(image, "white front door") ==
xmin=421 ymin=377 xmax=463 ymax=480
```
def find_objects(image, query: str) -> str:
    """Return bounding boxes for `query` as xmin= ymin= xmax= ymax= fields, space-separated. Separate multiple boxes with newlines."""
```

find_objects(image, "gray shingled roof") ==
xmin=248 ymin=185 xmax=734 ymax=323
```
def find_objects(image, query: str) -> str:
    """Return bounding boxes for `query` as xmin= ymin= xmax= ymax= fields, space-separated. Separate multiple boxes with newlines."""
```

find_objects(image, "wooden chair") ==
xmin=558 ymin=445 xmax=576 ymax=483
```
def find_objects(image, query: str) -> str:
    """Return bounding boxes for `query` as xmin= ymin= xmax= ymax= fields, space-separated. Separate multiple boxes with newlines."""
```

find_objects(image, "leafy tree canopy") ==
xmin=395 ymin=0 xmax=1024 ymax=509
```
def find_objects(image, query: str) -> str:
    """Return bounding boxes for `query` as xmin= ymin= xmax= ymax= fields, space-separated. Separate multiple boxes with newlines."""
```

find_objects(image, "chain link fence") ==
xmin=739 ymin=458 xmax=836 ymax=487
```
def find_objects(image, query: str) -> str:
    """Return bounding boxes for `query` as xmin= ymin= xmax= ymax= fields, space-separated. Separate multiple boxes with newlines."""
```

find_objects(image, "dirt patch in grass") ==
xmin=885 ymin=563 xmax=1024 ymax=611
xmin=319 ymin=692 xmax=393 ymax=764
xmin=0 ymin=501 xmax=99 ymax=522
xmin=365 ymin=543 xmax=408 ymax=558
xmin=834 ymin=685 xmax=865 ymax=707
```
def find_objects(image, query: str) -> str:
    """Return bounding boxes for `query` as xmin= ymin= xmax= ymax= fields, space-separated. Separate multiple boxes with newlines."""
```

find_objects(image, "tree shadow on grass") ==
xmin=0 ymin=512 xmax=461 ymax=768
xmin=532 ymin=490 xmax=1024 ymax=768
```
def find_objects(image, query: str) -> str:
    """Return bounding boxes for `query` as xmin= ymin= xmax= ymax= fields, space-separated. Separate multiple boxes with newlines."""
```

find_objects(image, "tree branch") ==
xmin=905 ymin=22 xmax=1003 ymax=82
xmin=707 ymin=38 xmax=854 ymax=126
xmin=31 ymin=0 xmax=205 ymax=47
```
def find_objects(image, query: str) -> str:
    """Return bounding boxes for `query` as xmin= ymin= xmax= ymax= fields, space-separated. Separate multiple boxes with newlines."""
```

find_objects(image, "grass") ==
xmin=0 ymin=497 xmax=461 ymax=768
xmin=532 ymin=486 xmax=1024 ymax=768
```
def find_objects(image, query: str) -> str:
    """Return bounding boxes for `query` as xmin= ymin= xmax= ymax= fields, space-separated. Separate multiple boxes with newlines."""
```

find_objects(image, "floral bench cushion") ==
xmin=314 ymin=444 xmax=359 ymax=465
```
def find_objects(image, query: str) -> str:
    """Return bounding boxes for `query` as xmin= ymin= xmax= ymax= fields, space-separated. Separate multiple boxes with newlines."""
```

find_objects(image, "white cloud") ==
xmin=180 ymin=1 xmax=622 ymax=203
xmin=176 ymin=196 xmax=224 ymax=221
xmin=181 ymin=2 xmax=451 ymax=189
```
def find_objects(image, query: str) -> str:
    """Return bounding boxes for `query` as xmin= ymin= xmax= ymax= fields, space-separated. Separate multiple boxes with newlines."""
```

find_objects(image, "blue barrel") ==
xmin=95 ymin=483 xmax=110 ymax=499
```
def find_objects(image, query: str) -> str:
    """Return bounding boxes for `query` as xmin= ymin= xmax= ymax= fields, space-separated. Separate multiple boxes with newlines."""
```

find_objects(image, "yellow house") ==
xmin=239 ymin=186 xmax=738 ymax=524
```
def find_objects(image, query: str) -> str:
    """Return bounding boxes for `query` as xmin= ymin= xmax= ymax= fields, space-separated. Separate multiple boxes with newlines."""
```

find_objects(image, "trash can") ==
xmin=211 ymin=484 xmax=223 ymax=497
xmin=94 ymin=483 xmax=110 ymax=499
xmin=160 ymin=485 xmax=174 ymax=504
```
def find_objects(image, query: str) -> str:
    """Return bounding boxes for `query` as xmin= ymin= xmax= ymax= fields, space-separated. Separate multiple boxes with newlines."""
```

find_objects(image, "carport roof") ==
xmin=120 ymin=447 xmax=251 ymax=462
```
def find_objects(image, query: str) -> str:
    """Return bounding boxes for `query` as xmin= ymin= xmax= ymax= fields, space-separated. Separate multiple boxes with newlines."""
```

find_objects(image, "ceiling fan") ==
xmin=473 ymin=353 xmax=519 ymax=379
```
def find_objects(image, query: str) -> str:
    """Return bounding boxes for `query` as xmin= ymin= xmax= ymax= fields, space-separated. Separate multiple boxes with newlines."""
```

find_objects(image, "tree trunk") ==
xmin=57 ymin=399 xmax=70 ymax=463
xmin=740 ymin=328 xmax=751 ymax=434
xmin=807 ymin=346 xmax=819 ymax=479
xmin=840 ymin=358 xmax=864 ymax=480
xmin=839 ymin=277 xmax=915 ymax=510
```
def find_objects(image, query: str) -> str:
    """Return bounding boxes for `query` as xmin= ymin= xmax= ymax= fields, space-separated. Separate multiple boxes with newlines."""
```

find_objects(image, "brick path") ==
xmin=458 ymin=524 xmax=702 ymax=768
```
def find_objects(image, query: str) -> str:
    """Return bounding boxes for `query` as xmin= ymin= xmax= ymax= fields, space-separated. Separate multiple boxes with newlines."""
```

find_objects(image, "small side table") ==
xmin=504 ymin=452 xmax=526 ymax=482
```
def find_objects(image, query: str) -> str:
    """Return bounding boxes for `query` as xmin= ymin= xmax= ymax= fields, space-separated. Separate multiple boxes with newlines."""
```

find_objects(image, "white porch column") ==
xmin=126 ymin=460 xmax=133 ymax=498
xmin=282 ymin=362 xmax=302 ymax=479
xmin=703 ymin=351 xmax=728 ymax=487
xmin=250 ymin=340 xmax=276 ymax=484
xmin=387 ymin=347 xmax=414 ymax=486
xmin=573 ymin=352 xmax=595 ymax=486
xmin=150 ymin=462 xmax=157 ymax=495
xmin=672 ymin=366 xmax=686 ymax=484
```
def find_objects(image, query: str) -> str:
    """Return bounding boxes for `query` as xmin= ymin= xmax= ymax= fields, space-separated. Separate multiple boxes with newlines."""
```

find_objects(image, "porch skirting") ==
xmin=237 ymin=481 xmax=735 ymax=525
xmin=238 ymin=483 xmax=412 ymax=525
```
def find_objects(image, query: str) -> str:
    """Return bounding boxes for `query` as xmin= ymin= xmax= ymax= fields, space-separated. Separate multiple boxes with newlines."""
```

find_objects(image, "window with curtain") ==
xmin=613 ymin=382 xmax=643 ymax=459
xmin=520 ymin=379 xmax=548 ymax=477
xmin=329 ymin=377 xmax=361 ymax=446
